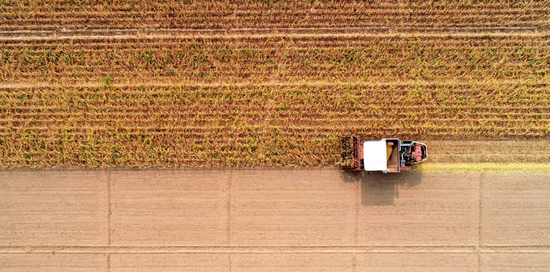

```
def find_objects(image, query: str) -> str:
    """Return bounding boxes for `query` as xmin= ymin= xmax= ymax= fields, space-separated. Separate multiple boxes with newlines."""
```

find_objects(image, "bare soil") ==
xmin=1 ymin=169 xmax=549 ymax=271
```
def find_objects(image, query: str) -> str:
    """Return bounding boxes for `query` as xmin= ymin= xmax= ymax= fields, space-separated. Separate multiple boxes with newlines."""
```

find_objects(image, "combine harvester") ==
xmin=341 ymin=136 xmax=427 ymax=173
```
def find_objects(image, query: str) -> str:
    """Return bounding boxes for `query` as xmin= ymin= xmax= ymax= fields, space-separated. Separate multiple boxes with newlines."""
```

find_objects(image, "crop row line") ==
xmin=4 ymin=104 xmax=550 ymax=111
xmin=0 ymin=28 xmax=547 ymax=41
xmin=0 ymin=80 xmax=546 ymax=89
xmin=3 ymin=35 xmax=547 ymax=46
xmin=7 ymin=69 xmax=545 ymax=77
xmin=0 ymin=19 xmax=544 ymax=29
xmin=3 ymin=88 xmax=549 ymax=96
xmin=3 ymin=111 xmax=550 ymax=118
xmin=4 ymin=40 xmax=546 ymax=48
xmin=2 ymin=124 xmax=549 ymax=131
xmin=4 ymin=113 xmax=550 ymax=120
xmin=3 ymin=1 xmax=547 ymax=9
xmin=3 ymin=6 xmax=549 ymax=15
xmin=3 ymin=117 xmax=549 ymax=122
xmin=3 ymin=40 xmax=546 ymax=49
xmin=3 ymin=104 xmax=550 ymax=110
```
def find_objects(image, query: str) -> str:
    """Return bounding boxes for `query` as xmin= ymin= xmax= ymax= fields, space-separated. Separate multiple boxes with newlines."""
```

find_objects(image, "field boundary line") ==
xmin=0 ymin=79 xmax=544 ymax=90
xmin=0 ymin=28 xmax=546 ymax=41
xmin=106 ymin=254 xmax=110 ymax=272
xmin=1 ymin=245 xmax=550 ymax=254
xmin=355 ymin=177 xmax=360 ymax=246
xmin=227 ymin=170 xmax=232 ymax=246
xmin=107 ymin=171 xmax=112 ymax=247
xmin=478 ymin=173 xmax=484 ymax=272
xmin=0 ymin=26 xmax=542 ymax=37
xmin=1 ymin=164 xmax=550 ymax=172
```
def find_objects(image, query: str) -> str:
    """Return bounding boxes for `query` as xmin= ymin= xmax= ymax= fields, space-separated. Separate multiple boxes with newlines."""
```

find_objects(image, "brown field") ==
xmin=1 ymin=169 xmax=550 ymax=271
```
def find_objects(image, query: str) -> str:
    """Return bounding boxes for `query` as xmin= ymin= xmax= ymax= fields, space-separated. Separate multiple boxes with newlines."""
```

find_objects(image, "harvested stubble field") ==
xmin=0 ymin=1 xmax=549 ymax=167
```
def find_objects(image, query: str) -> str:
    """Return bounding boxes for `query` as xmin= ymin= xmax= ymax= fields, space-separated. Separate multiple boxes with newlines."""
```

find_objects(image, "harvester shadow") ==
xmin=340 ymin=166 xmax=423 ymax=206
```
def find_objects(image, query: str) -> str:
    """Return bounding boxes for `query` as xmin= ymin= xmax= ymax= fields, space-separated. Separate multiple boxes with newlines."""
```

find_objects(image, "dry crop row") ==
xmin=1 ymin=83 xmax=549 ymax=167
xmin=1 ymin=34 xmax=548 ymax=84
xmin=0 ymin=0 xmax=548 ymax=31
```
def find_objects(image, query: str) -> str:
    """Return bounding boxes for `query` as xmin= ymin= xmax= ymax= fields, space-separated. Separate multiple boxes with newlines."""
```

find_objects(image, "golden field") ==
xmin=0 ymin=1 xmax=549 ymax=167
xmin=0 ymin=0 xmax=548 ymax=30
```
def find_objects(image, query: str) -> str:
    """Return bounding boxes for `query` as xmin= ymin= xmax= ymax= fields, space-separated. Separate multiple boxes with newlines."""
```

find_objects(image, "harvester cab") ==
xmin=341 ymin=136 xmax=427 ymax=173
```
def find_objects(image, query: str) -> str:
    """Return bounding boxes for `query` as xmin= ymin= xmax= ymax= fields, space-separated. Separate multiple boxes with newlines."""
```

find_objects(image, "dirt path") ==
xmin=1 ymin=168 xmax=549 ymax=271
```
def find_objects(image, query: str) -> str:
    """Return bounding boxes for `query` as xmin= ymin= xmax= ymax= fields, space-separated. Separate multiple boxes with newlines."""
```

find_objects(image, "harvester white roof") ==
xmin=363 ymin=141 xmax=387 ymax=171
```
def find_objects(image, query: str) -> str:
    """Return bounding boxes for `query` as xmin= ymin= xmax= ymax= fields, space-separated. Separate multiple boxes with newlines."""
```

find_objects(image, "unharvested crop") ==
xmin=1 ymin=83 xmax=548 ymax=167
xmin=0 ymin=0 xmax=548 ymax=31
xmin=0 ymin=4 xmax=549 ymax=167
xmin=1 ymin=33 xmax=548 ymax=85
